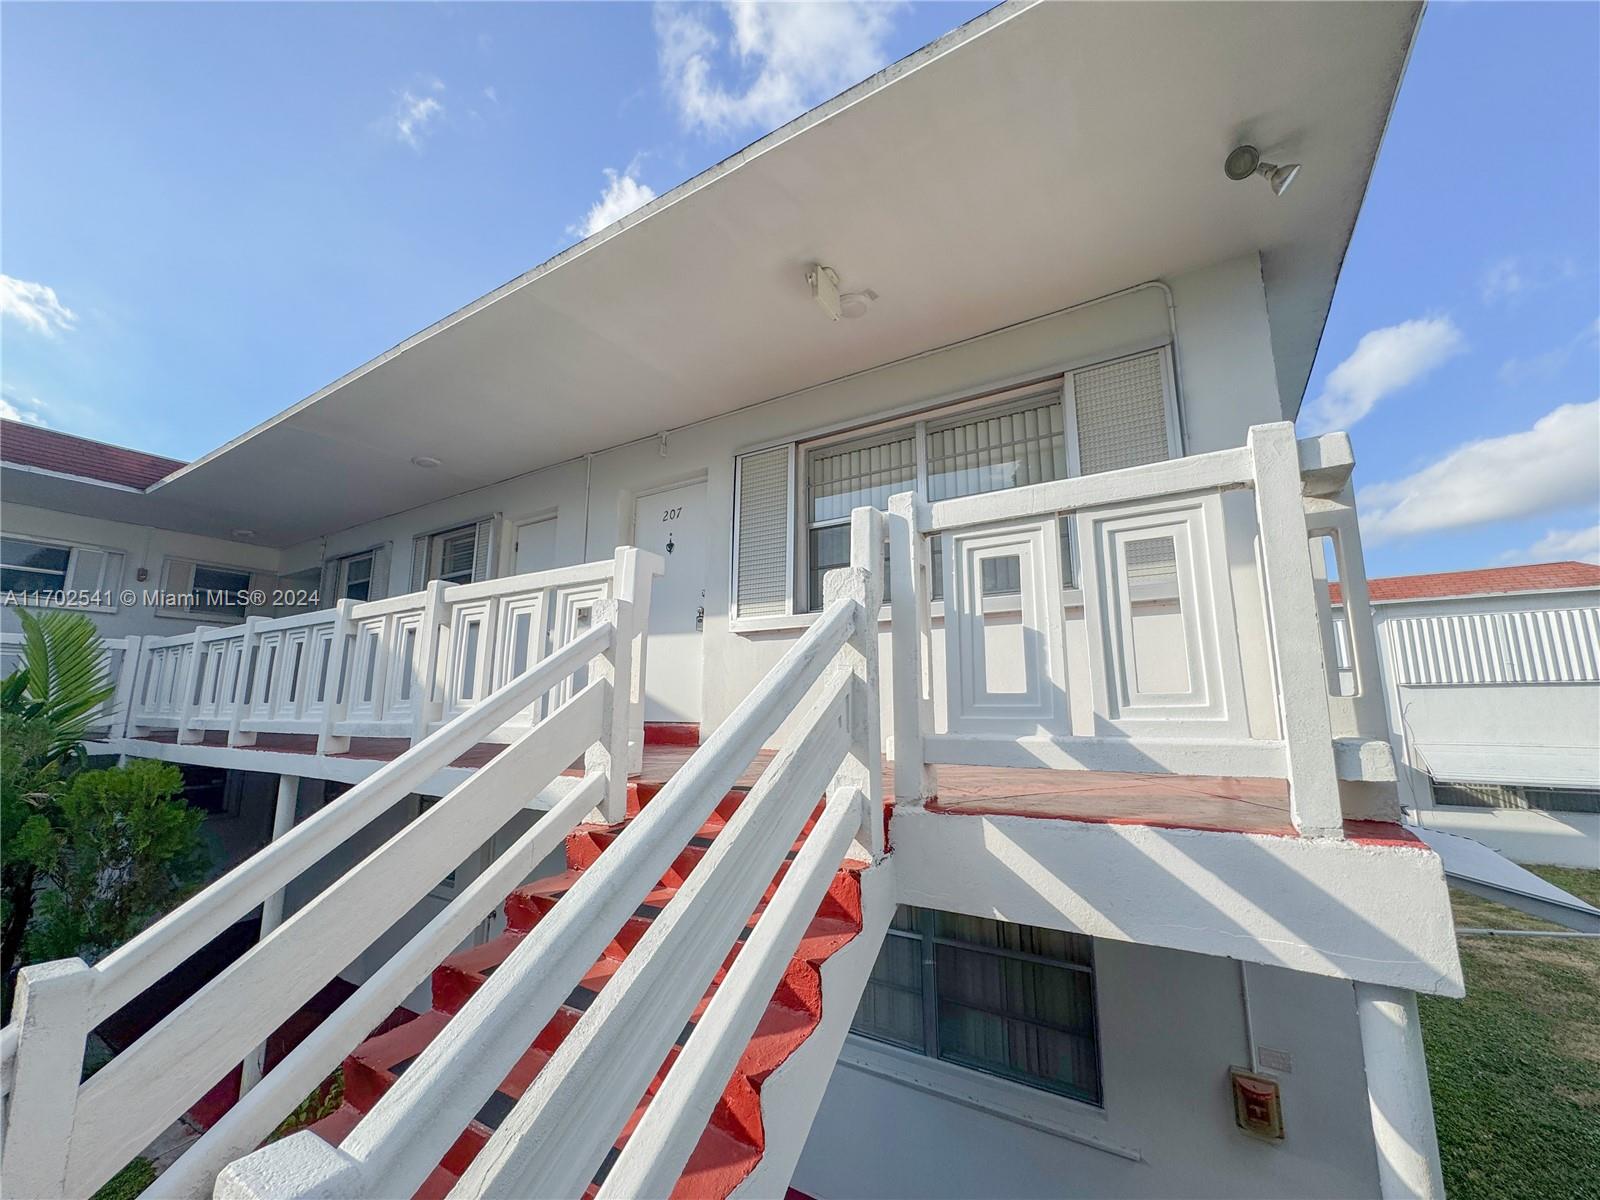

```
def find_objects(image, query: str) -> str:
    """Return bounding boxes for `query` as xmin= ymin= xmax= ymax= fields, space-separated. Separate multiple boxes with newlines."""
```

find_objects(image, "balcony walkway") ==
xmin=119 ymin=729 xmax=1412 ymax=842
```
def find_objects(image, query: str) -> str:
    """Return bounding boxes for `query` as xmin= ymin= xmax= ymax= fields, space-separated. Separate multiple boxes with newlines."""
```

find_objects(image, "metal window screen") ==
xmin=1432 ymin=782 xmax=1600 ymax=814
xmin=1073 ymin=351 xmax=1171 ymax=475
xmin=808 ymin=434 xmax=915 ymax=524
xmin=437 ymin=530 xmax=477 ymax=583
xmin=736 ymin=446 xmax=793 ymax=618
xmin=926 ymin=391 xmax=1066 ymax=501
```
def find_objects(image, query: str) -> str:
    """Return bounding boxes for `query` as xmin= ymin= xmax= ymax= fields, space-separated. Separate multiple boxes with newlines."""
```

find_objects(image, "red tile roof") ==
xmin=0 ymin=419 xmax=186 ymax=489
xmin=1330 ymin=561 xmax=1600 ymax=604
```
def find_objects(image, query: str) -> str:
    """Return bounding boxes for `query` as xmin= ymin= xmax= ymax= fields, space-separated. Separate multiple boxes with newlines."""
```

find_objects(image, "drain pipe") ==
xmin=581 ymin=453 xmax=594 ymax=560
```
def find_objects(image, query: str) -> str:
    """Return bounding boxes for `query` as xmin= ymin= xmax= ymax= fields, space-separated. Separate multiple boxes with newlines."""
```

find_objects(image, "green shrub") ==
xmin=14 ymin=760 xmax=210 ymax=964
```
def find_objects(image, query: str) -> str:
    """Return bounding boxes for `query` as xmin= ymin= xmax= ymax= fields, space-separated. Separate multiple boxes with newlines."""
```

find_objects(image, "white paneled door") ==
xmin=513 ymin=517 xmax=557 ymax=574
xmin=633 ymin=481 xmax=707 ymax=722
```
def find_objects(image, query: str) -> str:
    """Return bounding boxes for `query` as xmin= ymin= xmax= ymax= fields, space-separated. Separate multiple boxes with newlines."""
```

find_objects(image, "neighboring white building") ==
xmin=1331 ymin=561 xmax=1600 ymax=869
xmin=2 ymin=6 xmax=1485 ymax=1200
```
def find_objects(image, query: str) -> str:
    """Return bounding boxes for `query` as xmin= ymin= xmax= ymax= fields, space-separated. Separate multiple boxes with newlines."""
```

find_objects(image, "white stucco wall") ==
xmin=794 ymin=942 xmax=1381 ymax=1200
xmin=1357 ymin=588 xmax=1600 ymax=868
xmin=1 ymin=502 xmax=283 ymax=639
xmin=275 ymin=253 xmax=1290 ymax=739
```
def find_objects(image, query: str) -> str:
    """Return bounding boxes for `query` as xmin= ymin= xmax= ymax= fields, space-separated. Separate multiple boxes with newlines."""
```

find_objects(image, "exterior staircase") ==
xmin=309 ymin=766 xmax=881 ymax=1199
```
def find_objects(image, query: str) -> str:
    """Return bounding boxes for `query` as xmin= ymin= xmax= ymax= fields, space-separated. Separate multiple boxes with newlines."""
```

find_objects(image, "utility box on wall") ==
xmin=1230 ymin=1068 xmax=1285 ymax=1140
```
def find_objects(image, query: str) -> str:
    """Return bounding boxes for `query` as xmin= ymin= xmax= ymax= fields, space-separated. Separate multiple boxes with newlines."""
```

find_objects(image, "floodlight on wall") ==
xmin=1224 ymin=145 xmax=1301 ymax=197
xmin=807 ymin=263 xmax=877 ymax=320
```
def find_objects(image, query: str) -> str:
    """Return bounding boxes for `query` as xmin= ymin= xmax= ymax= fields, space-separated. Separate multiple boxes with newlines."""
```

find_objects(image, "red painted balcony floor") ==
xmin=111 ymin=729 xmax=1399 ymax=840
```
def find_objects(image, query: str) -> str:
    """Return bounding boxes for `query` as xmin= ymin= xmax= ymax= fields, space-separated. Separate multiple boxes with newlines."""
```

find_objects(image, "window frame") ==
xmin=789 ymin=346 xmax=1180 ymax=616
xmin=188 ymin=562 xmax=254 ymax=620
xmin=1 ymin=535 xmax=124 ymax=611
xmin=430 ymin=525 xmax=479 ymax=586
xmin=337 ymin=550 xmax=377 ymax=602
xmin=852 ymin=905 xmax=1105 ymax=1108
xmin=1 ymin=535 xmax=74 ymax=600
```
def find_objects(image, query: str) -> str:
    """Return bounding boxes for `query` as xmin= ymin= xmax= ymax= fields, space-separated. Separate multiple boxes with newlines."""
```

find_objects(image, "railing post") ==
xmin=1306 ymin=485 xmax=1389 ymax=741
xmin=228 ymin=617 xmax=267 ymax=748
xmin=411 ymin=581 xmax=450 ymax=745
xmin=1 ymin=958 xmax=95 ymax=1199
xmin=109 ymin=634 xmax=142 ymax=741
xmin=317 ymin=601 xmax=356 ymax=755
xmin=582 ymin=597 xmax=632 ymax=824
xmin=825 ymin=506 xmax=886 ymax=859
xmin=1248 ymin=423 xmax=1344 ymax=838
xmin=887 ymin=492 xmax=937 ymax=808
xmin=124 ymin=642 xmax=154 ymax=739
xmin=216 ymin=1132 xmax=365 ymax=1200
xmin=175 ymin=628 xmax=209 ymax=744
xmin=610 ymin=547 xmax=663 ymax=775
xmin=240 ymin=774 xmax=301 ymax=1096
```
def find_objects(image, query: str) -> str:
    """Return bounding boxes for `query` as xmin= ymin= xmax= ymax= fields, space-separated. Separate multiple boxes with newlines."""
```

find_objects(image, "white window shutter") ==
xmin=409 ymin=534 xmax=429 ymax=592
xmin=471 ymin=516 xmax=499 ymax=581
xmin=1070 ymin=349 xmax=1175 ymax=476
xmin=733 ymin=445 xmax=794 ymax=618
xmin=369 ymin=542 xmax=392 ymax=599
xmin=66 ymin=548 xmax=123 ymax=597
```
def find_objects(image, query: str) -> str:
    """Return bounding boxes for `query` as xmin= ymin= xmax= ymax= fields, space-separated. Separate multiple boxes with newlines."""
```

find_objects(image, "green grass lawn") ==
xmin=1418 ymin=866 xmax=1600 ymax=1200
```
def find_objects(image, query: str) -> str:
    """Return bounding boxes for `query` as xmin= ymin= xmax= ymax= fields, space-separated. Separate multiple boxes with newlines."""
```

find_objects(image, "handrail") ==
xmin=453 ymin=675 xmax=855 ymax=1198
xmin=67 ymin=679 xmax=609 ymax=1190
xmin=216 ymin=508 xmax=887 ymax=1200
xmin=334 ymin=598 xmax=857 ymax=1197
xmin=155 ymin=773 xmax=605 ymax=1200
xmin=600 ymin=784 xmax=868 ymax=1199
xmin=94 ymin=621 xmax=611 ymax=1022
xmin=0 ymin=606 xmax=628 ymax=1200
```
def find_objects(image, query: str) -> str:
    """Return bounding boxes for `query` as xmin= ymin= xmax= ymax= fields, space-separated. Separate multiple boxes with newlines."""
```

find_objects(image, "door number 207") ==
xmin=661 ymin=507 xmax=683 ymax=521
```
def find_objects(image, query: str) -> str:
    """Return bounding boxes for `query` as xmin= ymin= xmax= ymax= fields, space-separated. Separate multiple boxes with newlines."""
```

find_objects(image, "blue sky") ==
xmin=2 ymin=2 xmax=1596 ymax=577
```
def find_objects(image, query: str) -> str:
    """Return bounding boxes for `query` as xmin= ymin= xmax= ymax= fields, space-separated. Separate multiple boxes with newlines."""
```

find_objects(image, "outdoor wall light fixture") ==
xmin=807 ymin=263 xmax=877 ymax=321
xmin=1224 ymin=145 xmax=1300 ymax=197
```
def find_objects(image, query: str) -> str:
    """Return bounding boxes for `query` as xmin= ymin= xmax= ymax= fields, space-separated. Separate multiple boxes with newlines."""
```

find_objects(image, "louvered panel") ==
xmin=1498 ymin=607 xmax=1600 ymax=684
xmin=734 ymin=445 xmax=794 ymax=618
xmin=1391 ymin=606 xmax=1600 ymax=686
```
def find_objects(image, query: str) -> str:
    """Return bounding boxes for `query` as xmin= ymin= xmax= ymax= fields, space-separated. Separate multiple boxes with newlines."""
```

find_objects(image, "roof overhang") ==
xmin=6 ymin=0 xmax=1420 ymax=546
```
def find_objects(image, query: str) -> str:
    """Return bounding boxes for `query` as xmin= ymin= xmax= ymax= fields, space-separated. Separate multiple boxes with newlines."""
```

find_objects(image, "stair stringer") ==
xmin=730 ymin=857 xmax=896 ymax=1199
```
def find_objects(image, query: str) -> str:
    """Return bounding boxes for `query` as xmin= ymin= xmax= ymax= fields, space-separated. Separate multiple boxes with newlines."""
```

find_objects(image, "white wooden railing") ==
xmin=0 ymin=554 xmax=660 ymax=1200
xmin=889 ymin=421 xmax=1391 ymax=838
xmin=210 ymin=510 xmax=888 ymax=1200
xmin=121 ymin=551 xmax=658 ymax=764
xmin=0 ymin=631 xmax=143 ymax=740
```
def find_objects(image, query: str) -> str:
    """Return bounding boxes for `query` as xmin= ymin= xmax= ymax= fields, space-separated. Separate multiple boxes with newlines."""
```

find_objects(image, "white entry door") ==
xmin=633 ymin=481 xmax=707 ymax=723
xmin=513 ymin=517 xmax=557 ymax=574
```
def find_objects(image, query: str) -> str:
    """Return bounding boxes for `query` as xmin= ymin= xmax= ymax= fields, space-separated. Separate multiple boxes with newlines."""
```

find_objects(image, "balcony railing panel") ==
xmin=123 ymin=551 xmax=661 ymax=759
xmin=890 ymin=421 xmax=1394 ymax=837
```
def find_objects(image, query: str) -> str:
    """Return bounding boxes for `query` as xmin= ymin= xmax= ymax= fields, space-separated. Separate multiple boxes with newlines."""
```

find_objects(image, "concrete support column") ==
xmin=240 ymin=774 xmax=301 ymax=1095
xmin=1355 ymin=982 xmax=1444 ymax=1199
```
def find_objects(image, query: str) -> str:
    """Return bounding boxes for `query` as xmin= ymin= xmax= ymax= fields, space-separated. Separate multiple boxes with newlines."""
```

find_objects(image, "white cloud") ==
xmin=1300 ymin=317 xmax=1465 ymax=433
xmin=391 ymin=80 xmax=445 ymax=149
xmin=1499 ymin=525 xmax=1600 ymax=566
xmin=0 ymin=389 xmax=49 ymax=427
xmin=655 ymin=1 xmax=903 ymax=134
xmin=1480 ymin=254 xmax=1578 ymax=305
xmin=0 ymin=274 xmax=77 ymax=337
xmin=570 ymin=168 xmax=657 ymax=239
xmin=1358 ymin=400 xmax=1600 ymax=543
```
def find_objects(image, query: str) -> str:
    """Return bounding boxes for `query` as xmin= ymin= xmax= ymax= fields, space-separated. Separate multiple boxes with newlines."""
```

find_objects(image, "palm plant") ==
xmin=3 ymin=608 xmax=117 ymax=772
xmin=2 ymin=608 xmax=115 ymax=1005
